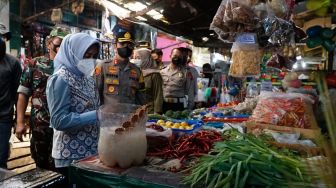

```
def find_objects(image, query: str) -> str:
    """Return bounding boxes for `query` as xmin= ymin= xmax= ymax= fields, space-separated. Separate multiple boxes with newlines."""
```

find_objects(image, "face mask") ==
xmin=117 ymin=47 xmax=133 ymax=58
xmin=76 ymin=58 xmax=96 ymax=77
xmin=132 ymin=59 xmax=142 ymax=67
xmin=172 ymin=57 xmax=182 ymax=65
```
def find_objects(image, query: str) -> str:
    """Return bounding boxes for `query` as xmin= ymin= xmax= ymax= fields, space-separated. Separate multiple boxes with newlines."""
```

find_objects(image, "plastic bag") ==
xmin=210 ymin=0 xmax=260 ymax=42
xmin=263 ymin=16 xmax=294 ymax=45
xmin=229 ymin=42 xmax=261 ymax=77
xmin=250 ymin=92 xmax=314 ymax=128
xmin=266 ymin=0 xmax=289 ymax=19
xmin=266 ymin=53 xmax=294 ymax=69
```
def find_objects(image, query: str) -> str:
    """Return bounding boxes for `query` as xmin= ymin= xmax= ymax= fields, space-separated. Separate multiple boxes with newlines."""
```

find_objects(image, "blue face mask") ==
xmin=76 ymin=58 xmax=96 ymax=77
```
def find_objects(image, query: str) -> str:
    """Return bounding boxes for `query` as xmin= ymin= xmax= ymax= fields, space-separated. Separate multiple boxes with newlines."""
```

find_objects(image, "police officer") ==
xmin=160 ymin=48 xmax=195 ymax=112
xmin=95 ymin=31 xmax=145 ymax=105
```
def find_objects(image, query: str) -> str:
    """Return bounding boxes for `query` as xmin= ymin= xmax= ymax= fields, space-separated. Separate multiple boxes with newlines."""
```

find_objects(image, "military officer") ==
xmin=160 ymin=47 xmax=195 ymax=112
xmin=95 ymin=31 xmax=145 ymax=105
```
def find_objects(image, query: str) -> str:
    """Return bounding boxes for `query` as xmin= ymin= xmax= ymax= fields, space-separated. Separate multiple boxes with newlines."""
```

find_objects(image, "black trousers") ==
xmin=162 ymin=102 xmax=185 ymax=113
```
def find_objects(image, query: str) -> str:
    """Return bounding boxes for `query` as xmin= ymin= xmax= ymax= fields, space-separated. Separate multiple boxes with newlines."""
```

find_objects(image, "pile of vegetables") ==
xmin=165 ymin=110 xmax=190 ymax=119
xmin=183 ymin=130 xmax=314 ymax=188
xmin=147 ymin=130 xmax=223 ymax=163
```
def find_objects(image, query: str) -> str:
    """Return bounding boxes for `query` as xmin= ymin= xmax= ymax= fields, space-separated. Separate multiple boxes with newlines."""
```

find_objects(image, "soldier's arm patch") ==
xmin=95 ymin=66 xmax=102 ymax=76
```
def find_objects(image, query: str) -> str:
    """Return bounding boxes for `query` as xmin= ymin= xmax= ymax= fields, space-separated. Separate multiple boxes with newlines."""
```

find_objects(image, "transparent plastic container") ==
xmin=97 ymin=103 xmax=148 ymax=168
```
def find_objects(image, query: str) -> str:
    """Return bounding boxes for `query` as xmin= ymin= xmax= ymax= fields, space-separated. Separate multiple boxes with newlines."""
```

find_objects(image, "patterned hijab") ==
xmin=53 ymin=33 xmax=99 ymax=76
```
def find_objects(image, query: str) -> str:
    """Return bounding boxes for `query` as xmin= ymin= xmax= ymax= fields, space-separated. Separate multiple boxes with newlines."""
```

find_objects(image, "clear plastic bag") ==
xmin=229 ymin=42 xmax=261 ymax=77
xmin=250 ymin=92 xmax=315 ymax=128
xmin=266 ymin=0 xmax=289 ymax=19
xmin=210 ymin=0 xmax=261 ymax=42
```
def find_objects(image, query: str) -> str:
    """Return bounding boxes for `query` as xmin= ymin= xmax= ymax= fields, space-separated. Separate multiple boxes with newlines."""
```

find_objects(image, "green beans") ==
xmin=183 ymin=130 xmax=314 ymax=187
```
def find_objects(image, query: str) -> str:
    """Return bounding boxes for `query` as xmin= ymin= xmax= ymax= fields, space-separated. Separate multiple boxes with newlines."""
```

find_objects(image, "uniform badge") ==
xmin=108 ymin=66 xmax=118 ymax=74
xmin=130 ymin=69 xmax=137 ymax=77
xmin=108 ymin=85 xmax=115 ymax=93
xmin=105 ymin=78 xmax=112 ymax=84
xmin=112 ymin=79 xmax=119 ymax=85
xmin=178 ymin=72 xmax=183 ymax=78
xmin=95 ymin=67 xmax=101 ymax=76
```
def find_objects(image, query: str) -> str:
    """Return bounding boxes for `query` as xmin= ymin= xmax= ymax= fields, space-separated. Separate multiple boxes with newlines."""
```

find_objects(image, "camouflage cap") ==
xmin=49 ymin=27 xmax=69 ymax=39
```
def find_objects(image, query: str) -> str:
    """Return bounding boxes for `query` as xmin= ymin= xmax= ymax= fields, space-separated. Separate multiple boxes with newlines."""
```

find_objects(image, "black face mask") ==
xmin=117 ymin=47 xmax=133 ymax=58
xmin=0 ymin=38 xmax=5 ymax=61
xmin=172 ymin=57 xmax=183 ymax=65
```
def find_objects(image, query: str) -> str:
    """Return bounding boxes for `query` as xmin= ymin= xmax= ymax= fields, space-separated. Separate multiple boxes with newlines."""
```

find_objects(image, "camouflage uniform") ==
xmin=17 ymin=56 xmax=55 ymax=170
xmin=95 ymin=59 xmax=146 ymax=105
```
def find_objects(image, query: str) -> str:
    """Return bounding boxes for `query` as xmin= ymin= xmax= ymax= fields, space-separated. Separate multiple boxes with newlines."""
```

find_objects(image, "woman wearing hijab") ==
xmin=133 ymin=48 xmax=163 ymax=114
xmin=46 ymin=33 xmax=100 ymax=175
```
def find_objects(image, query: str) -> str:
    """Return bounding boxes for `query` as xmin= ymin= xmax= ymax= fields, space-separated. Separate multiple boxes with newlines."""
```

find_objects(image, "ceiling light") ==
xmin=292 ymin=63 xmax=298 ymax=69
xmin=301 ymin=62 xmax=306 ymax=68
xmin=101 ymin=0 xmax=130 ymax=19
xmin=124 ymin=2 xmax=147 ymax=11
xmin=146 ymin=10 xmax=163 ymax=20
xmin=210 ymin=33 xmax=215 ymax=36
xmin=213 ymin=53 xmax=224 ymax=62
xmin=136 ymin=16 xmax=147 ymax=21
xmin=202 ymin=37 xmax=209 ymax=42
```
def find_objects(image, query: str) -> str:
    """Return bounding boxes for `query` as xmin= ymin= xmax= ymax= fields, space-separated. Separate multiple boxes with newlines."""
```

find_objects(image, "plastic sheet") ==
xmin=250 ymin=92 xmax=315 ymax=129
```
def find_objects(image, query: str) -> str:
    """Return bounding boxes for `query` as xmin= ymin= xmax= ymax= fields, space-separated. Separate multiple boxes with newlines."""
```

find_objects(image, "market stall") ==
xmin=67 ymin=0 xmax=336 ymax=187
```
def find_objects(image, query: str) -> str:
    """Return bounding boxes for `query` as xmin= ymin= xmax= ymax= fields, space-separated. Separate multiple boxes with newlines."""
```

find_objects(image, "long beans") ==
xmin=183 ymin=130 xmax=314 ymax=188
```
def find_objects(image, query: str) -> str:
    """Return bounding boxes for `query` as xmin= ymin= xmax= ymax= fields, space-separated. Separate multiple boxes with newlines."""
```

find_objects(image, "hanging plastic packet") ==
xmin=263 ymin=16 xmax=294 ymax=45
xmin=229 ymin=41 xmax=262 ymax=77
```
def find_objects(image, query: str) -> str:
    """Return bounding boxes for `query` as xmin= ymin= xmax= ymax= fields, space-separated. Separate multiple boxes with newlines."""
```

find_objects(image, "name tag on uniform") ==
xmin=108 ymin=66 xmax=118 ymax=74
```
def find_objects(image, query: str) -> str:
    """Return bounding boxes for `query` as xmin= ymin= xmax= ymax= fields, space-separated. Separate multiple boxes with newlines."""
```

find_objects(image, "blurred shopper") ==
xmin=133 ymin=48 xmax=163 ymax=114
xmin=16 ymin=28 xmax=68 ymax=171
xmin=46 ymin=33 xmax=100 ymax=175
xmin=151 ymin=49 xmax=164 ymax=69
xmin=0 ymin=34 xmax=22 ymax=168
xmin=160 ymin=48 xmax=195 ymax=112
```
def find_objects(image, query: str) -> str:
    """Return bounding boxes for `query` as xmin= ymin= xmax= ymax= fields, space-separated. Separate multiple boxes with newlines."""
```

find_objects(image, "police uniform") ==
xmin=160 ymin=64 xmax=195 ymax=112
xmin=95 ymin=58 xmax=145 ymax=105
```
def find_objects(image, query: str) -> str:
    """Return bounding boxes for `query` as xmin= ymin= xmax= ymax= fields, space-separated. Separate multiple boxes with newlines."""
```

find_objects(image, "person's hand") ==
xmin=15 ymin=122 xmax=28 ymax=142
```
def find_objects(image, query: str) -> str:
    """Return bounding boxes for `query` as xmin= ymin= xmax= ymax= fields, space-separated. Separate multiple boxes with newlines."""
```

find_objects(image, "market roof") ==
xmin=105 ymin=0 xmax=316 ymax=48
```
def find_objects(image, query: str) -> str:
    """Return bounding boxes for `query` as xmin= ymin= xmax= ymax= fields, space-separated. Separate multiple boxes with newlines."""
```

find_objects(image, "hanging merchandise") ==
xmin=51 ymin=8 xmax=63 ymax=23
xmin=229 ymin=42 xmax=262 ymax=77
xmin=210 ymin=0 xmax=261 ymax=42
xmin=266 ymin=0 xmax=289 ymax=19
xmin=266 ymin=53 xmax=295 ymax=69
xmin=263 ymin=16 xmax=294 ymax=45
xmin=306 ymin=25 xmax=336 ymax=52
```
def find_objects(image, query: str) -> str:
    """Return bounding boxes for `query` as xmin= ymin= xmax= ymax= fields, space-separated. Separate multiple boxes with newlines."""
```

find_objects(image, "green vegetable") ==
xmin=148 ymin=114 xmax=167 ymax=120
xmin=183 ymin=130 xmax=316 ymax=188
xmin=165 ymin=110 xmax=174 ymax=117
